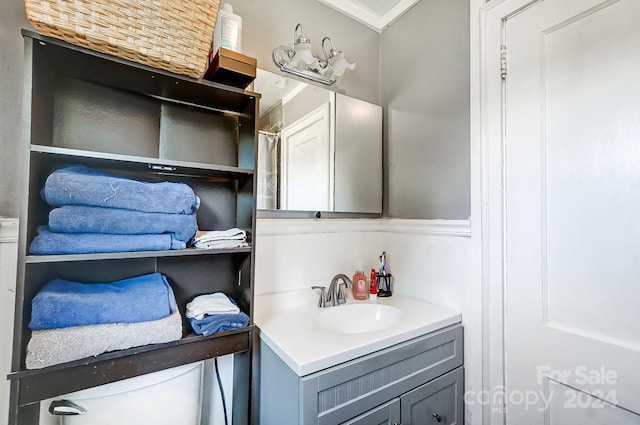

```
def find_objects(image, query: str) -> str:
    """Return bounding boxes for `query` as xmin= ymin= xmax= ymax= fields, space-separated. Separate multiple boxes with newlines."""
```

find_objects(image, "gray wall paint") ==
xmin=0 ymin=0 xmax=379 ymax=218
xmin=226 ymin=0 xmax=380 ymax=104
xmin=0 ymin=2 xmax=32 ymax=217
xmin=381 ymin=0 xmax=470 ymax=219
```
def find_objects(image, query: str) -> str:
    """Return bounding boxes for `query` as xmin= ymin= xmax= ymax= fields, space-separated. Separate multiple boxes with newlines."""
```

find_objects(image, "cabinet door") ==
xmin=341 ymin=399 xmax=400 ymax=425
xmin=400 ymin=367 xmax=463 ymax=425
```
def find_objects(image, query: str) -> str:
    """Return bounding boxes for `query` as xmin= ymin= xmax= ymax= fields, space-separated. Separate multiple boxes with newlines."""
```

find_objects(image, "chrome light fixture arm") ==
xmin=272 ymin=23 xmax=355 ymax=85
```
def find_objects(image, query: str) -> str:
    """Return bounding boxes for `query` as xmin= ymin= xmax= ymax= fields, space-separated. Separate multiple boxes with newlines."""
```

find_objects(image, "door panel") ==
xmin=505 ymin=0 xmax=640 ymax=422
xmin=547 ymin=381 xmax=640 ymax=425
xmin=280 ymin=103 xmax=332 ymax=211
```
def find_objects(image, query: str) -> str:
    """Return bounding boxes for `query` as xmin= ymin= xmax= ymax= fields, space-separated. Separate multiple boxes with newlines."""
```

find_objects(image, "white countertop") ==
xmin=254 ymin=290 xmax=462 ymax=376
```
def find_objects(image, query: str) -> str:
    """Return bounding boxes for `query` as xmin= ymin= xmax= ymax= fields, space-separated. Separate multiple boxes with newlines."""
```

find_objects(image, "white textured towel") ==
xmin=26 ymin=311 xmax=183 ymax=369
xmin=186 ymin=293 xmax=240 ymax=320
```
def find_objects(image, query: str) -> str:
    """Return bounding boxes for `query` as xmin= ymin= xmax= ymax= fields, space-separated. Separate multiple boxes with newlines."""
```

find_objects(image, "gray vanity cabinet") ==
xmin=259 ymin=324 xmax=463 ymax=425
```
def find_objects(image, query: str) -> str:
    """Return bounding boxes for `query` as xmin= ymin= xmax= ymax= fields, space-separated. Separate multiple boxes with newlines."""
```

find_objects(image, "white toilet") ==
xmin=44 ymin=362 xmax=203 ymax=425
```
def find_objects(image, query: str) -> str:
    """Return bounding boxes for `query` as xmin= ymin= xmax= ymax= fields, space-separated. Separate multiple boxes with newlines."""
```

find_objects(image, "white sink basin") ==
xmin=314 ymin=303 xmax=403 ymax=334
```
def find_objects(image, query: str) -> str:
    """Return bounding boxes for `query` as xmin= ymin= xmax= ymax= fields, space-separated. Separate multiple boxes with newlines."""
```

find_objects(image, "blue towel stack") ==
xmin=26 ymin=273 xmax=184 ymax=369
xmin=29 ymin=273 xmax=178 ymax=330
xmin=29 ymin=165 xmax=199 ymax=255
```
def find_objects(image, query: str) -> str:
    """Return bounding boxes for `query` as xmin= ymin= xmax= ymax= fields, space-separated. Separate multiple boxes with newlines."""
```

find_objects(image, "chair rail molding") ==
xmin=380 ymin=218 xmax=471 ymax=237
xmin=256 ymin=218 xmax=381 ymax=236
xmin=256 ymin=218 xmax=471 ymax=237
xmin=0 ymin=218 xmax=19 ymax=243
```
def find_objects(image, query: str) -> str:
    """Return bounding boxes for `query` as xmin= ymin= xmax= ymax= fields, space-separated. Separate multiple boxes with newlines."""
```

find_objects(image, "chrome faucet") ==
xmin=311 ymin=274 xmax=353 ymax=308
xmin=326 ymin=274 xmax=352 ymax=307
xmin=311 ymin=285 xmax=329 ymax=308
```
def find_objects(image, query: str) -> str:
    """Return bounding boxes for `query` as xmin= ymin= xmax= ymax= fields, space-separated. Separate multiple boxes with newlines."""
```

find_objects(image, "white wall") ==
xmin=254 ymin=219 xmax=382 ymax=295
xmin=0 ymin=218 xmax=19 ymax=425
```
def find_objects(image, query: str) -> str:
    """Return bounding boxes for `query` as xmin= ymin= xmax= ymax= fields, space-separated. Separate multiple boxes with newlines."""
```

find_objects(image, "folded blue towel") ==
xmin=189 ymin=312 xmax=250 ymax=337
xmin=43 ymin=165 xmax=200 ymax=214
xmin=29 ymin=272 xmax=177 ymax=330
xmin=29 ymin=226 xmax=185 ymax=255
xmin=49 ymin=206 xmax=197 ymax=243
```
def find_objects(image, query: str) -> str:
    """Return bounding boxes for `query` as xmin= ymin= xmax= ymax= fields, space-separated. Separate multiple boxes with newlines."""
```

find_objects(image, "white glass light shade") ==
xmin=290 ymin=42 xmax=318 ymax=70
xmin=328 ymin=52 xmax=355 ymax=77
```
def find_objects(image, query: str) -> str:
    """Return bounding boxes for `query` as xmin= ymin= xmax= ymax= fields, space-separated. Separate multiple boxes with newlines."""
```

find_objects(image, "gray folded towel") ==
xmin=25 ymin=310 xmax=183 ymax=369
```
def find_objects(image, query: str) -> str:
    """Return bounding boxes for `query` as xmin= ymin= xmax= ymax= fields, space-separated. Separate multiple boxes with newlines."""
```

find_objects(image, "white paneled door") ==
xmin=280 ymin=103 xmax=333 ymax=211
xmin=504 ymin=0 xmax=640 ymax=423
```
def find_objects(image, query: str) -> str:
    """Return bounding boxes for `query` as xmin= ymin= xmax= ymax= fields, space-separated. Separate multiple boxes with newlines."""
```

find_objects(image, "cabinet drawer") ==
xmin=341 ymin=399 xmax=400 ymax=425
xmin=302 ymin=325 xmax=463 ymax=425
xmin=401 ymin=367 xmax=464 ymax=425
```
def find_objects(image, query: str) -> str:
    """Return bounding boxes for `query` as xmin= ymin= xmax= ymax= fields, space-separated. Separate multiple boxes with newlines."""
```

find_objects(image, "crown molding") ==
xmin=317 ymin=0 xmax=422 ymax=32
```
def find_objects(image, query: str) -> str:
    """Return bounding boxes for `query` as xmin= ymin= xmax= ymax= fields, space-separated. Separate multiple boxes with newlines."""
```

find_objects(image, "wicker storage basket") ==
xmin=23 ymin=0 xmax=220 ymax=78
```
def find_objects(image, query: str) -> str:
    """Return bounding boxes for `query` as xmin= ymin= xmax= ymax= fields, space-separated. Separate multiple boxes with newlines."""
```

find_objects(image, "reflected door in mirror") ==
xmin=281 ymin=103 xmax=333 ymax=211
xmin=254 ymin=68 xmax=382 ymax=213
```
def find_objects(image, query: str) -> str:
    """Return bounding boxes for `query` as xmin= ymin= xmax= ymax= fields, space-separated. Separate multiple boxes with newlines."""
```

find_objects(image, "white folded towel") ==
xmin=186 ymin=293 xmax=240 ymax=320
xmin=195 ymin=228 xmax=246 ymax=243
xmin=194 ymin=228 xmax=248 ymax=249
xmin=194 ymin=240 xmax=249 ymax=249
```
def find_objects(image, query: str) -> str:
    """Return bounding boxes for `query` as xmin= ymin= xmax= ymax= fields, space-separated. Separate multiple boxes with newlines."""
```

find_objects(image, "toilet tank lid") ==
xmin=60 ymin=362 xmax=203 ymax=400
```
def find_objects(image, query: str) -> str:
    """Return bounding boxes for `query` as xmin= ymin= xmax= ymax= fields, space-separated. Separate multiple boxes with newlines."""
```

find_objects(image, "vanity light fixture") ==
xmin=320 ymin=36 xmax=356 ymax=78
xmin=273 ymin=23 xmax=356 ymax=85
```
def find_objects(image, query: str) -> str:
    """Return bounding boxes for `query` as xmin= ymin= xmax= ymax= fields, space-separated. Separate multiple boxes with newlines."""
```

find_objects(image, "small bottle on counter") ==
xmin=369 ymin=268 xmax=377 ymax=300
xmin=352 ymin=270 xmax=368 ymax=300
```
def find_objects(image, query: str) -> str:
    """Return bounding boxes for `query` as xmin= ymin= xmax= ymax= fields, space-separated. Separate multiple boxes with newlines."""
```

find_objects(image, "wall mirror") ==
xmin=253 ymin=69 xmax=382 ymax=214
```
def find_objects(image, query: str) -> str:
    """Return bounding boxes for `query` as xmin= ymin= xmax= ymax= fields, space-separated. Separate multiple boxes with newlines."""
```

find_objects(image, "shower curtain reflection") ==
xmin=257 ymin=131 xmax=279 ymax=210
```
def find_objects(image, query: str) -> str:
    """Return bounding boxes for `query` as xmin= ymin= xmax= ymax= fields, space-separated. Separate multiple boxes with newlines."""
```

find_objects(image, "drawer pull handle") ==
xmin=433 ymin=412 xmax=442 ymax=422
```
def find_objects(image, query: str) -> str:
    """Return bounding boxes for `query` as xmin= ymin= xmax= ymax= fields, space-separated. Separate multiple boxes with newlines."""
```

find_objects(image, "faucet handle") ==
xmin=311 ymin=285 xmax=327 ymax=308
xmin=337 ymin=282 xmax=347 ymax=305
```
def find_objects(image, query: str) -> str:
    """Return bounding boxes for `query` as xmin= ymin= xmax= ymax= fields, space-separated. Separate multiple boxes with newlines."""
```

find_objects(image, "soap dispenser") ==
xmin=352 ymin=270 xmax=368 ymax=300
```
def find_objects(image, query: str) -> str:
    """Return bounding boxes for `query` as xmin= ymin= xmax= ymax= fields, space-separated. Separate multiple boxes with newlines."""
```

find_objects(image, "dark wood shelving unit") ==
xmin=25 ymin=246 xmax=253 ymax=264
xmin=8 ymin=30 xmax=259 ymax=425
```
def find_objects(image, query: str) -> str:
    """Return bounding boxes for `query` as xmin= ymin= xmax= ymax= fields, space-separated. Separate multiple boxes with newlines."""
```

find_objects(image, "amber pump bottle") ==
xmin=352 ymin=270 xmax=368 ymax=300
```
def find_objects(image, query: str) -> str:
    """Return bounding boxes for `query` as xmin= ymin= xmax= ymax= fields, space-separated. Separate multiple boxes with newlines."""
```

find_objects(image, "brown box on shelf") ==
xmin=203 ymin=48 xmax=257 ymax=88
